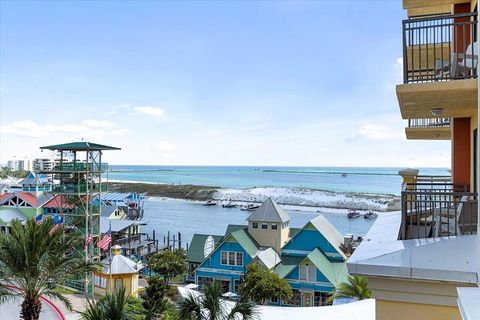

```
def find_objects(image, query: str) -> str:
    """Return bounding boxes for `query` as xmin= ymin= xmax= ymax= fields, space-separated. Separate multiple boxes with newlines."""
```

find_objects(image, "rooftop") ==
xmin=247 ymin=198 xmax=290 ymax=223
xmin=40 ymin=141 xmax=120 ymax=151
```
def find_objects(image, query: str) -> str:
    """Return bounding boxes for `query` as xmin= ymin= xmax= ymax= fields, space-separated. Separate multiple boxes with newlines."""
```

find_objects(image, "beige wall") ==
xmin=248 ymin=221 xmax=289 ymax=253
xmin=377 ymin=300 xmax=461 ymax=320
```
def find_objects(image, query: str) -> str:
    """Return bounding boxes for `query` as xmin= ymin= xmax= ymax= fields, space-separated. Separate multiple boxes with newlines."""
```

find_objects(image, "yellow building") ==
xmin=348 ymin=1 xmax=479 ymax=320
xmin=94 ymin=245 xmax=142 ymax=298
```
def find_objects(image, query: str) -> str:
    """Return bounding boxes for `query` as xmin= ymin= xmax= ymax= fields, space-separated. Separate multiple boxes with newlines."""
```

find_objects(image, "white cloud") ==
xmin=154 ymin=141 xmax=176 ymax=151
xmin=133 ymin=106 xmax=165 ymax=117
xmin=350 ymin=124 xmax=404 ymax=141
xmin=0 ymin=120 xmax=43 ymax=137
xmin=82 ymin=119 xmax=117 ymax=128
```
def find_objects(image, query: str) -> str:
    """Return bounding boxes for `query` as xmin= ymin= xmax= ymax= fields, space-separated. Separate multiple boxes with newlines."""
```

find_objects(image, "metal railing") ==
xmin=52 ymin=182 xmax=108 ymax=194
xmin=403 ymin=12 xmax=478 ymax=83
xmin=408 ymin=118 xmax=451 ymax=128
xmin=400 ymin=183 xmax=477 ymax=239
xmin=48 ymin=162 xmax=109 ymax=173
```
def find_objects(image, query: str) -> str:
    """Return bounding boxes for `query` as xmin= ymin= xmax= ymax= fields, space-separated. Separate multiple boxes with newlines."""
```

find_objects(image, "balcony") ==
xmin=397 ymin=12 xmax=478 ymax=119
xmin=405 ymin=117 xmax=451 ymax=139
xmin=400 ymin=182 xmax=478 ymax=240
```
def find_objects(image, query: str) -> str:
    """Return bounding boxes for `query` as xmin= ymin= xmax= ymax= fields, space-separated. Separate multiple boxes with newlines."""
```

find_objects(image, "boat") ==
xmin=240 ymin=204 xmax=260 ymax=211
xmin=364 ymin=211 xmax=378 ymax=220
xmin=203 ymin=200 xmax=217 ymax=206
xmin=222 ymin=202 xmax=237 ymax=208
xmin=341 ymin=173 xmax=347 ymax=178
xmin=347 ymin=209 xmax=360 ymax=219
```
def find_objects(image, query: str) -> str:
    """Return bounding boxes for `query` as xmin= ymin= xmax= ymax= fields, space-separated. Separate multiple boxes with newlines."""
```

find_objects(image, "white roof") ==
xmin=0 ymin=208 xmax=27 ymax=223
xmin=255 ymin=247 xmax=281 ymax=269
xmin=101 ymin=254 xmax=139 ymax=274
xmin=457 ymin=287 xmax=480 ymax=320
xmin=178 ymin=287 xmax=374 ymax=320
xmin=247 ymin=198 xmax=290 ymax=223
xmin=310 ymin=215 xmax=347 ymax=260
xmin=348 ymin=211 xmax=480 ymax=284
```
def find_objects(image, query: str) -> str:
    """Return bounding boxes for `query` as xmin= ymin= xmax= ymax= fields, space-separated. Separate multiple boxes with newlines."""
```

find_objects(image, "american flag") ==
xmin=85 ymin=233 xmax=93 ymax=250
xmin=97 ymin=228 xmax=111 ymax=251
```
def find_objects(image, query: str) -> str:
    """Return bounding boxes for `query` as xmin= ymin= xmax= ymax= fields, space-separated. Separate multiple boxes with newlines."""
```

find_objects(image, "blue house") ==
xmin=189 ymin=198 xmax=349 ymax=307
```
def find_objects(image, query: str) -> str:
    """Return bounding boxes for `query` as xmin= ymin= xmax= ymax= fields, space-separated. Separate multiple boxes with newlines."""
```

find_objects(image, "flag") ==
xmin=97 ymin=228 xmax=111 ymax=251
xmin=85 ymin=233 xmax=93 ymax=250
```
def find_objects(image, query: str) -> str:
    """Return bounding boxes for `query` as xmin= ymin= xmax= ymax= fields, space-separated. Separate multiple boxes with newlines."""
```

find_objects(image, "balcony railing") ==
xmin=407 ymin=118 xmax=451 ymax=128
xmin=52 ymin=182 xmax=108 ymax=194
xmin=403 ymin=12 xmax=478 ymax=84
xmin=400 ymin=183 xmax=477 ymax=240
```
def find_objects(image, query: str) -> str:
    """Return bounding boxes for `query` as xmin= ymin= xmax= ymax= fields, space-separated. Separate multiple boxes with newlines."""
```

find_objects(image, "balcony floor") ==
xmin=405 ymin=126 xmax=451 ymax=140
xmin=397 ymin=79 xmax=477 ymax=119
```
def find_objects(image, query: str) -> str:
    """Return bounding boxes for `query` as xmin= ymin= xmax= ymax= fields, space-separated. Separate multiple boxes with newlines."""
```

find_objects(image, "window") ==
xmin=271 ymin=223 xmax=277 ymax=230
xmin=252 ymin=222 xmax=258 ymax=229
xmin=236 ymin=252 xmax=243 ymax=266
xmin=270 ymin=296 xmax=279 ymax=304
xmin=299 ymin=265 xmax=316 ymax=282
xmin=220 ymin=251 xmax=243 ymax=266
xmin=314 ymin=292 xmax=330 ymax=306
xmin=234 ymin=280 xmax=241 ymax=293
xmin=228 ymin=252 xmax=236 ymax=265
xmin=94 ymin=276 xmax=107 ymax=288
xmin=221 ymin=251 xmax=228 ymax=265
xmin=285 ymin=289 xmax=301 ymax=306
xmin=261 ymin=223 xmax=268 ymax=229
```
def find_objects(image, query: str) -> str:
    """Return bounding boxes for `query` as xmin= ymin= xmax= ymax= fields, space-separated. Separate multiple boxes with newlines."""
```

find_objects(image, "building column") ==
xmin=451 ymin=118 xmax=471 ymax=191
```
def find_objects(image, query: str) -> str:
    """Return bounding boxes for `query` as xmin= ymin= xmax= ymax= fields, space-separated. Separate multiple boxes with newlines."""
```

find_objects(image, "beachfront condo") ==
xmin=348 ymin=1 xmax=479 ymax=319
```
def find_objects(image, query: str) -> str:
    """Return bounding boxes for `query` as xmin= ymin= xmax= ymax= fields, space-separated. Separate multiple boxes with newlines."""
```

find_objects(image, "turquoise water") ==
xmin=109 ymin=166 xmax=449 ymax=195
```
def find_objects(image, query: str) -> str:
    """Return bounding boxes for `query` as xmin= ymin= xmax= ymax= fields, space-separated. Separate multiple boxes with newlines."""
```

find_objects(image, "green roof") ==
xmin=40 ymin=141 xmax=121 ymax=151
xmin=224 ymin=224 xmax=246 ymax=237
xmin=187 ymin=234 xmax=224 ymax=263
xmin=306 ymin=248 xmax=349 ymax=287
xmin=229 ymin=229 xmax=260 ymax=258
xmin=274 ymin=255 xmax=304 ymax=278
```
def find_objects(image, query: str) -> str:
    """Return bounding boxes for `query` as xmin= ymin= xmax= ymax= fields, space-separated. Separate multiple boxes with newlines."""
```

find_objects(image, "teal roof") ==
xmin=274 ymin=255 xmax=304 ymax=278
xmin=40 ymin=141 xmax=120 ymax=151
xmin=187 ymin=234 xmax=224 ymax=263
xmin=224 ymin=224 xmax=246 ymax=237
xmin=228 ymin=229 xmax=260 ymax=258
xmin=307 ymin=248 xmax=349 ymax=287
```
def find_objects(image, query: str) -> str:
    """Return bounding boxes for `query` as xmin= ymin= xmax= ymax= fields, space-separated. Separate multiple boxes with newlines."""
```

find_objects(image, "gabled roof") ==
xmin=0 ymin=208 xmax=28 ymax=224
xmin=42 ymin=195 xmax=76 ymax=209
xmin=308 ymin=215 xmax=347 ymax=260
xmin=100 ymin=217 xmax=144 ymax=233
xmin=289 ymin=227 xmax=301 ymax=238
xmin=40 ymin=141 xmax=120 ymax=151
xmin=19 ymin=171 xmax=49 ymax=186
xmin=307 ymin=248 xmax=349 ymax=287
xmin=0 ymin=193 xmax=15 ymax=204
xmin=187 ymin=234 xmax=224 ymax=263
xmin=101 ymin=205 xmax=119 ymax=217
xmin=224 ymin=224 xmax=246 ymax=237
xmin=228 ymin=229 xmax=260 ymax=258
xmin=255 ymin=247 xmax=281 ymax=269
xmin=101 ymin=254 xmax=140 ymax=274
xmin=247 ymin=198 xmax=290 ymax=223
xmin=275 ymin=255 xmax=304 ymax=278
xmin=0 ymin=192 xmax=53 ymax=209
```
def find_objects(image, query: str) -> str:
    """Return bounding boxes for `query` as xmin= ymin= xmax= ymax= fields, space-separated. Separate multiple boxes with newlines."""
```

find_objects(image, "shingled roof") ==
xmin=247 ymin=198 xmax=290 ymax=223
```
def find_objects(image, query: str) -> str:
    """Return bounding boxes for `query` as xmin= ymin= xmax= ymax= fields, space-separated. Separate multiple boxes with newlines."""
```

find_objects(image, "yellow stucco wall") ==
xmin=248 ymin=221 xmax=290 ymax=253
xmin=94 ymin=273 xmax=139 ymax=297
xmin=376 ymin=299 xmax=461 ymax=320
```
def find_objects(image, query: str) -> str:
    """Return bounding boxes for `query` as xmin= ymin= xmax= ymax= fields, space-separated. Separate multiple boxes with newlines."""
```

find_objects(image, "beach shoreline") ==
xmin=108 ymin=181 xmax=401 ymax=212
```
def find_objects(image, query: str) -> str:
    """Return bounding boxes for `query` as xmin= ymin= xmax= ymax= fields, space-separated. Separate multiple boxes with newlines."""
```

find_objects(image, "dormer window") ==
xmin=252 ymin=222 xmax=258 ymax=229
xmin=271 ymin=223 xmax=278 ymax=230
xmin=261 ymin=223 xmax=268 ymax=229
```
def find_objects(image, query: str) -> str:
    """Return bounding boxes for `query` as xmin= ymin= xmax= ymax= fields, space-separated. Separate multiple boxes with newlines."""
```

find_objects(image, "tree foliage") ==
xmin=179 ymin=281 xmax=257 ymax=320
xmin=141 ymin=276 xmax=169 ymax=317
xmin=330 ymin=275 xmax=372 ymax=302
xmin=240 ymin=263 xmax=292 ymax=304
xmin=148 ymin=248 xmax=187 ymax=283
xmin=0 ymin=167 xmax=28 ymax=179
xmin=0 ymin=218 xmax=99 ymax=320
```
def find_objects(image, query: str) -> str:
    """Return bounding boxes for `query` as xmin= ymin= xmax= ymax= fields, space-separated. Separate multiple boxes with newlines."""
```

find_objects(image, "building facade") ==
xmin=189 ymin=198 xmax=349 ymax=307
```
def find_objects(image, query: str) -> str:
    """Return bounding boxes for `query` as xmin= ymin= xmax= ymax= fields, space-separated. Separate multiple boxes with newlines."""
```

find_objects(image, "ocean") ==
xmin=108 ymin=166 xmax=449 ymax=247
xmin=108 ymin=166 xmax=449 ymax=196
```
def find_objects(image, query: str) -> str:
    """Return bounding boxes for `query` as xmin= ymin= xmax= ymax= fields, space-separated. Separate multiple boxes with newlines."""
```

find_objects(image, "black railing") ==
xmin=403 ymin=12 xmax=478 ymax=83
xmin=408 ymin=118 xmax=451 ymax=128
xmin=401 ymin=183 xmax=477 ymax=239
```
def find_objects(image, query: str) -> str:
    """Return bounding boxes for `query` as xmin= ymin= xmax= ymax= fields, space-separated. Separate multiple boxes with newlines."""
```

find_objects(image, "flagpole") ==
xmin=109 ymin=220 xmax=113 ymax=293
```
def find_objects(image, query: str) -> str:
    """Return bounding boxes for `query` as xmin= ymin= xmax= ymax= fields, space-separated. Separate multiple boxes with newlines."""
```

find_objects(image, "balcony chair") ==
xmin=435 ymin=42 xmax=478 ymax=79
xmin=433 ymin=195 xmax=468 ymax=237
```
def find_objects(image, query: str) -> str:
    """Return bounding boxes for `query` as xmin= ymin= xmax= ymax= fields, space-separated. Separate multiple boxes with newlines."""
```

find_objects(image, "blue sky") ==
xmin=0 ymin=1 xmax=450 ymax=167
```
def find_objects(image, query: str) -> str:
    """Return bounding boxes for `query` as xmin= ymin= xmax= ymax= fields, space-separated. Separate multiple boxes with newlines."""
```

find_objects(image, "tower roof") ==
xmin=247 ymin=198 xmax=290 ymax=223
xmin=19 ymin=171 xmax=49 ymax=186
xmin=40 ymin=141 xmax=120 ymax=151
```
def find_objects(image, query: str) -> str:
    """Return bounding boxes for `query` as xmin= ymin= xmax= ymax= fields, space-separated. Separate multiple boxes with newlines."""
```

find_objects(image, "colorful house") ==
xmin=94 ymin=245 xmax=142 ymax=297
xmin=189 ymin=198 xmax=349 ymax=307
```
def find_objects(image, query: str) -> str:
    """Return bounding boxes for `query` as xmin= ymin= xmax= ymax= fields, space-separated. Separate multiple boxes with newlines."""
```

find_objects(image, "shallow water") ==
xmin=142 ymin=197 xmax=376 ymax=248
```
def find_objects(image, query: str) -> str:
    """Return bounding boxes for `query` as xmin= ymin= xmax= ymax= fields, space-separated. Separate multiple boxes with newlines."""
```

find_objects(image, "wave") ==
xmin=261 ymin=169 xmax=399 ymax=176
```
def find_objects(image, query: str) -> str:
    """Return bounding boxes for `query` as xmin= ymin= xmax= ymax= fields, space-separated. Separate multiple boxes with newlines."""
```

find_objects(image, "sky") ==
xmin=0 ymin=0 xmax=451 ymax=167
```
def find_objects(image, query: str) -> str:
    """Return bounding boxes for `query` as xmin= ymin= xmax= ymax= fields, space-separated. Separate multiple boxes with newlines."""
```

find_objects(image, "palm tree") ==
xmin=179 ymin=281 xmax=257 ymax=320
xmin=330 ymin=275 xmax=372 ymax=303
xmin=82 ymin=286 xmax=162 ymax=320
xmin=0 ymin=218 xmax=99 ymax=320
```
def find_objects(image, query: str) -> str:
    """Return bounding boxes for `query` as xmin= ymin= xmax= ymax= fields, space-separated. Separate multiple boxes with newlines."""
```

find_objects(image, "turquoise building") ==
xmin=188 ymin=198 xmax=349 ymax=307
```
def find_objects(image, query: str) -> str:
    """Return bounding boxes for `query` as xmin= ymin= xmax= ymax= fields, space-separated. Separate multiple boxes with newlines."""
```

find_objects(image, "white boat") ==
xmin=203 ymin=200 xmax=217 ymax=206
xmin=364 ymin=211 xmax=378 ymax=220
xmin=240 ymin=204 xmax=260 ymax=211
xmin=347 ymin=209 xmax=360 ymax=219
xmin=222 ymin=202 xmax=237 ymax=208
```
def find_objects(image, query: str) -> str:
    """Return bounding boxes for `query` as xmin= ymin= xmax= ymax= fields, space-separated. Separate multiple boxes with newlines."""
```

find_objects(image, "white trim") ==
xmin=196 ymin=267 xmax=244 ymax=275
xmin=288 ymin=279 xmax=334 ymax=288
xmin=220 ymin=250 xmax=243 ymax=267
